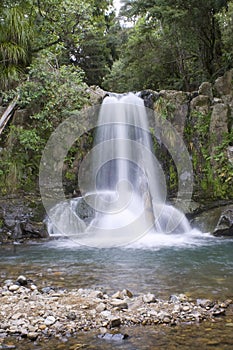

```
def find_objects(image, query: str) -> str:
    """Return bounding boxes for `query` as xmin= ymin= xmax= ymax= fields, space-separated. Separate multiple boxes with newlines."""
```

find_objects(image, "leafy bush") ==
xmin=0 ymin=51 xmax=90 ymax=193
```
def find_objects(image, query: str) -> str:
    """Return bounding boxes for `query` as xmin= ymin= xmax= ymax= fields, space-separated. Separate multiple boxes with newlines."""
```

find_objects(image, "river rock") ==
xmin=0 ymin=285 xmax=231 ymax=341
xmin=213 ymin=207 xmax=233 ymax=236
xmin=98 ymin=332 xmax=128 ymax=341
xmin=16 ymin=275 xmax=27 ymax=286
xmin=111 ymin=289 xmax=133 ymax=299
xmin=110 ymin=299 xmax=128 ymax=310
xmin=44 ymin=316 xmax=56 ymax=326
xmin=8 ymin=284 xmax=20 ymax=292
xmin=96 ymin=302 xmax=106 ymax=313
xmin=108 ymin=316 xmax=121 ymax=328
xmin=89 ymin=290 xmax=103 ymax=299
xmin=27 ymin=332 xmax=38 ymax=341
xmin=142 ymin=293 xmax=156 ymax=303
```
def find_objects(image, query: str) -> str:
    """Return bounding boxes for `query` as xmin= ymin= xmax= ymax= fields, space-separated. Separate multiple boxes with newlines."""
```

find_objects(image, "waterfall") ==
xmin=47 ymin=93 xmax=193 ymax=247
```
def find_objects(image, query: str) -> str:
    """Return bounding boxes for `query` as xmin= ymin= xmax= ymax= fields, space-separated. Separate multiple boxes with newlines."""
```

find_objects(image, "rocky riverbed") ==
xmin=0 ymin=275 xmax=232 ymax=343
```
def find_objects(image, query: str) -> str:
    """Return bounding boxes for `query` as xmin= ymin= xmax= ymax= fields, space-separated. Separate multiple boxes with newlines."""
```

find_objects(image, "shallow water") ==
xmin=0 ymin=235 xmax=232 ymax=299
xmin=0 ymin=235 xmax=233 ymax=349
xmin=3 ymin=318 xmax=233 ymax=350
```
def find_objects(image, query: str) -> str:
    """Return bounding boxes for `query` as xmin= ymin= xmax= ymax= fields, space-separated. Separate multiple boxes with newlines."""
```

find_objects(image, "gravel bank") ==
xmin=0 ymin=276 xmax=232 ymax=342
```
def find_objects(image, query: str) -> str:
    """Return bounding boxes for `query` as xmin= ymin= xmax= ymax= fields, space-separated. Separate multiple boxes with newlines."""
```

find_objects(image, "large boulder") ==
xmin=156 ymin=90 xmax=190 ymax=135
xmin=209 ymin=103 xmax=229 ymax=144
xmin=214 ymin=70 xmax=233 ymax=97
xmin=213 ymin=206 xmax=233 ymax=236
xmin=190 ymin=95 xmax=211 ymax=115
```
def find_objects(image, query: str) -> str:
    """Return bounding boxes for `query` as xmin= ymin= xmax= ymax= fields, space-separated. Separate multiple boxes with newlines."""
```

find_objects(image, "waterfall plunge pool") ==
xmin=1 ymin=236 xmax=232 ymax=300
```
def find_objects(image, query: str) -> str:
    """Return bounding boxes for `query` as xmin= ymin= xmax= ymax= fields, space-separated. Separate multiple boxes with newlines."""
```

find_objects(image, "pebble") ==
xmin=112 ymin=289 xmax=133 ymax=299
xmin=108 ymin=316 xmax=121 ymax=328
xmin=44 ymin=316 xmax=56 ymax=326
xmin=96 ymin=302 xmax=106 ymax=313
xmin=110 ymin=299 xmax=128 ymax=310
xmin=8 ymin=285 xmax=20 ymax=292
xmin=98 ymin=332 xmax=128 ymax=341
xmin=27 ymin=332 xmax=38 ymax=341
xmin=142 ymin=293 xmax=156 ymax=303
xmin=0 ymin=283 xmax=231 ymax=341
xmin=16 ymin=275 xmax=27 ymax=286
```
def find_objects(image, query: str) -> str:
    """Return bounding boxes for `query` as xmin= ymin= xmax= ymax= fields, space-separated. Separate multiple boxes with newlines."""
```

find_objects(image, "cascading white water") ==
xmin=47 ymin=93 xmax=194 ymax=247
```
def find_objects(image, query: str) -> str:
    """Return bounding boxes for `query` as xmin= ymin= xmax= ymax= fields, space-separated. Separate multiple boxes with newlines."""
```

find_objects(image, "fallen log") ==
xmin=0 ymin=94 xmax=19 ymax=135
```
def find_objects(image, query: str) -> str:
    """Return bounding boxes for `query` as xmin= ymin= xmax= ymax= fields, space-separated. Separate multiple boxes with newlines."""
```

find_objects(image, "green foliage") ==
xmin=105 ymin=0 xmax=231 ymax=91
xmin=0 ymin=0 xmax=115 ymax=90
xmin=186 ymin=109 xmax=233 ymax=199
xmin=0 ymin=52 xmax=89 ymax=194
xmin=0 ymin=5 xmax=32 ymax=89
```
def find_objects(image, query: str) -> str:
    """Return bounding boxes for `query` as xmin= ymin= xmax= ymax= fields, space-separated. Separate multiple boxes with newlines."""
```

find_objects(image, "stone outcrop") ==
xmin=213 ymin=205 xmax=233 ymax=236
xmin=0 ymin=196 xmax=48 ymax=242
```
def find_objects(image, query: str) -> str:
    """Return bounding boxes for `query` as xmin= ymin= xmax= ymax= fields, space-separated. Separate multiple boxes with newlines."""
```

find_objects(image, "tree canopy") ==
xmin=1 ymin=0 xmax=233 ymax=91
xmin=103 ymin=0 xmax=232 ymax=91
xmin=0 ymin=0 xmax=115 ymax=88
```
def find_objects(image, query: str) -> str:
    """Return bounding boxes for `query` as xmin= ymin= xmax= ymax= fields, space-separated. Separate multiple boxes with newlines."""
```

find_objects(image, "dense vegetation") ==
xmin=0 ymin=0 xmax=233 ymax=200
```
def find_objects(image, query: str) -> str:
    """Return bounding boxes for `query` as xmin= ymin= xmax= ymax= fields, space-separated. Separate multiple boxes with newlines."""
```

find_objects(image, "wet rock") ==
xmin=21 ymin=221 xmax=48 ymax=239
xmin=41 ymin=287 xmax=55 ymax=294
xmin=211 ymin=304 xmax=226 ymax=316
xmin=16 ymin=275 xmax=27 ymax=286
xmin=0 ymin=196 xmax=47 ymax=242
xmin=213 ymin=207 xmax=233 ymax=236
xmin=98 ymin=332 xmax=129 ymax=341
xmin=196 ymin=299 xmax=214 ymax=309
xmin=108 ymin=316 xmax=121 ymax=328
xmin=139 ymin=90 xmax=159 ymax=109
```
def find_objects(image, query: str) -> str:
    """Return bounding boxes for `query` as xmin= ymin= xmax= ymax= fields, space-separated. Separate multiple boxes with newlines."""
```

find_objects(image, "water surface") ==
xmin=0 ymin=235 xmax=232 ymax=299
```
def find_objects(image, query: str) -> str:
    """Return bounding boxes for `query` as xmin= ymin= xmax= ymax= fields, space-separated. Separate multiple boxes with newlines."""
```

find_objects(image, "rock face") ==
xmin=0 ymin=196 xmax=48 ymax=242
xmin=155 ymin=90 xmax=190 ymax=136
xmin=213 ymin=206 xmax=233 ymax=236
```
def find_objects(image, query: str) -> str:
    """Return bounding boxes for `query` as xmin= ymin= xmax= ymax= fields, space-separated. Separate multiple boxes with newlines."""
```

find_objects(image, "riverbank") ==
xmin=0 ymin=275 xmax=232 ymax=342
